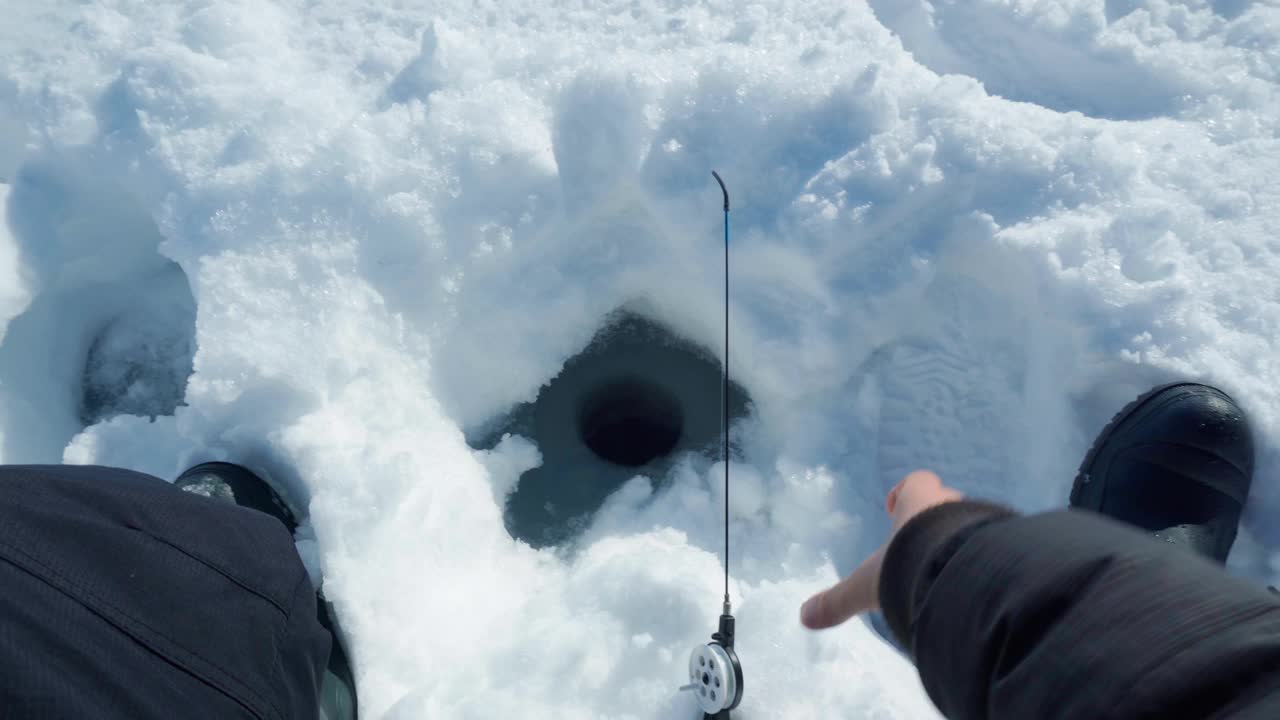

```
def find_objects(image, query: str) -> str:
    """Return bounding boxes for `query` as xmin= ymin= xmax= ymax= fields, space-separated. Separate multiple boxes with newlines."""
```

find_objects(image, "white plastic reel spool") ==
xmin=687 ymin=642 xmax=737 ymax=714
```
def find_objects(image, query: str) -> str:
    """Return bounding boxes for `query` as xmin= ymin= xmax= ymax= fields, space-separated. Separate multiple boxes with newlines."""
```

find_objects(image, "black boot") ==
xmin=1070 ymin=382 xmax=1255 ymax=563
xmin=176 ymin=463 xmax=358 ymax=720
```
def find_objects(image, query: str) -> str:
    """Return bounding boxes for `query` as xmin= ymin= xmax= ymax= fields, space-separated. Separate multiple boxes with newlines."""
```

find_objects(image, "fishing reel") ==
xmin=681 ymin=608 xmax=744 ymax=719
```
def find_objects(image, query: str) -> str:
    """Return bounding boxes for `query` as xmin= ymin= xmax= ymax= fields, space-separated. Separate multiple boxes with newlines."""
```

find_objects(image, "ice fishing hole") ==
xmin=577 ymin=377 xmax=683 ymax=466
xmin=467 ymin=311 xmax=753 ymax=548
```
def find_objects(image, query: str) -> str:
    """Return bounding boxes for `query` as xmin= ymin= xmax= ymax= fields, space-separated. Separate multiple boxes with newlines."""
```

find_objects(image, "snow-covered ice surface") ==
xmin=3 ymin=0 xmax=1280 ymax=717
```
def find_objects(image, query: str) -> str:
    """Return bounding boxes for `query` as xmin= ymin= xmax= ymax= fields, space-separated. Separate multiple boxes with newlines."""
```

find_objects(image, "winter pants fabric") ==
xmin=0 ymin=465 xmax=330 ymax=720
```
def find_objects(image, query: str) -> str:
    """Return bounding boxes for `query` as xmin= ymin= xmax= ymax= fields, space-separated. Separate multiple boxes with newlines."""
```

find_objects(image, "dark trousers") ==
xmin=0 ymin=465 xmax=330 ymax=719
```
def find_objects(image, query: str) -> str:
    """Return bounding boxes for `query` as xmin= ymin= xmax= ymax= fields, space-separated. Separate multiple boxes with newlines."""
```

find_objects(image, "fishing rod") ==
xmin=679 ymin=171 xmax=744 ymax=719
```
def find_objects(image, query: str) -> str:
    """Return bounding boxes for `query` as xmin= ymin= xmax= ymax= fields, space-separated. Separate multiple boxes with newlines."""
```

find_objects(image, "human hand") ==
xmin=800 ymin=470 xmax=964 ymax=630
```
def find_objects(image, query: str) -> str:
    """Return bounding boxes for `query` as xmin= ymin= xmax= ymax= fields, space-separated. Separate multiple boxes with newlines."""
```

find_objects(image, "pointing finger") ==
xmin=800 ymin=546 xmax=886 ymax=630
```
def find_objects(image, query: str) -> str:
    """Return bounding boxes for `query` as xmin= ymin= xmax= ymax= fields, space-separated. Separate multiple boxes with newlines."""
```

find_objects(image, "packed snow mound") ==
xmin=3 ymin=0 xmax=1280 ymax=717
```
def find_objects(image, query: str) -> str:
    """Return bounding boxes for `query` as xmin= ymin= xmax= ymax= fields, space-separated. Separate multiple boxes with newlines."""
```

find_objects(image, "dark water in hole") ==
xmin=578 ymin=376 xmax=684 ymax=467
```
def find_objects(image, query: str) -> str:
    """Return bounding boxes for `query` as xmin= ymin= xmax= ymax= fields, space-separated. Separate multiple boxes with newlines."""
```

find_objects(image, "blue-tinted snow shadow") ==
xmin=1107 ymin=0 xmax=1252 ymax=22
xmin=869 ymin=0 xmax=1194 ymax=120
xmin=0 ymin=152 xmax=196 ymax=462
xmin=640 ymin=66 xmax=890 ymax=233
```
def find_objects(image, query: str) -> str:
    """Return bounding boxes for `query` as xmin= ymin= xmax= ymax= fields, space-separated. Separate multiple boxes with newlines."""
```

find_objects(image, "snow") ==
xmin=3 ymin=0 xmax=1280 ymax=717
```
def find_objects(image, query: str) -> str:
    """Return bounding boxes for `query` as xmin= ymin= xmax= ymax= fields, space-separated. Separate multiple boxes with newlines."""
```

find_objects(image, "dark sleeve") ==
xmin=878 ymin=501 xmax=1280 ymax=720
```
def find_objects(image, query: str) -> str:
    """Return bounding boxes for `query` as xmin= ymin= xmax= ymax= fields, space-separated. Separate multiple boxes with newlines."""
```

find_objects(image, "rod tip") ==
xmin=711 ymin=171 xmax=730 ymax=212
